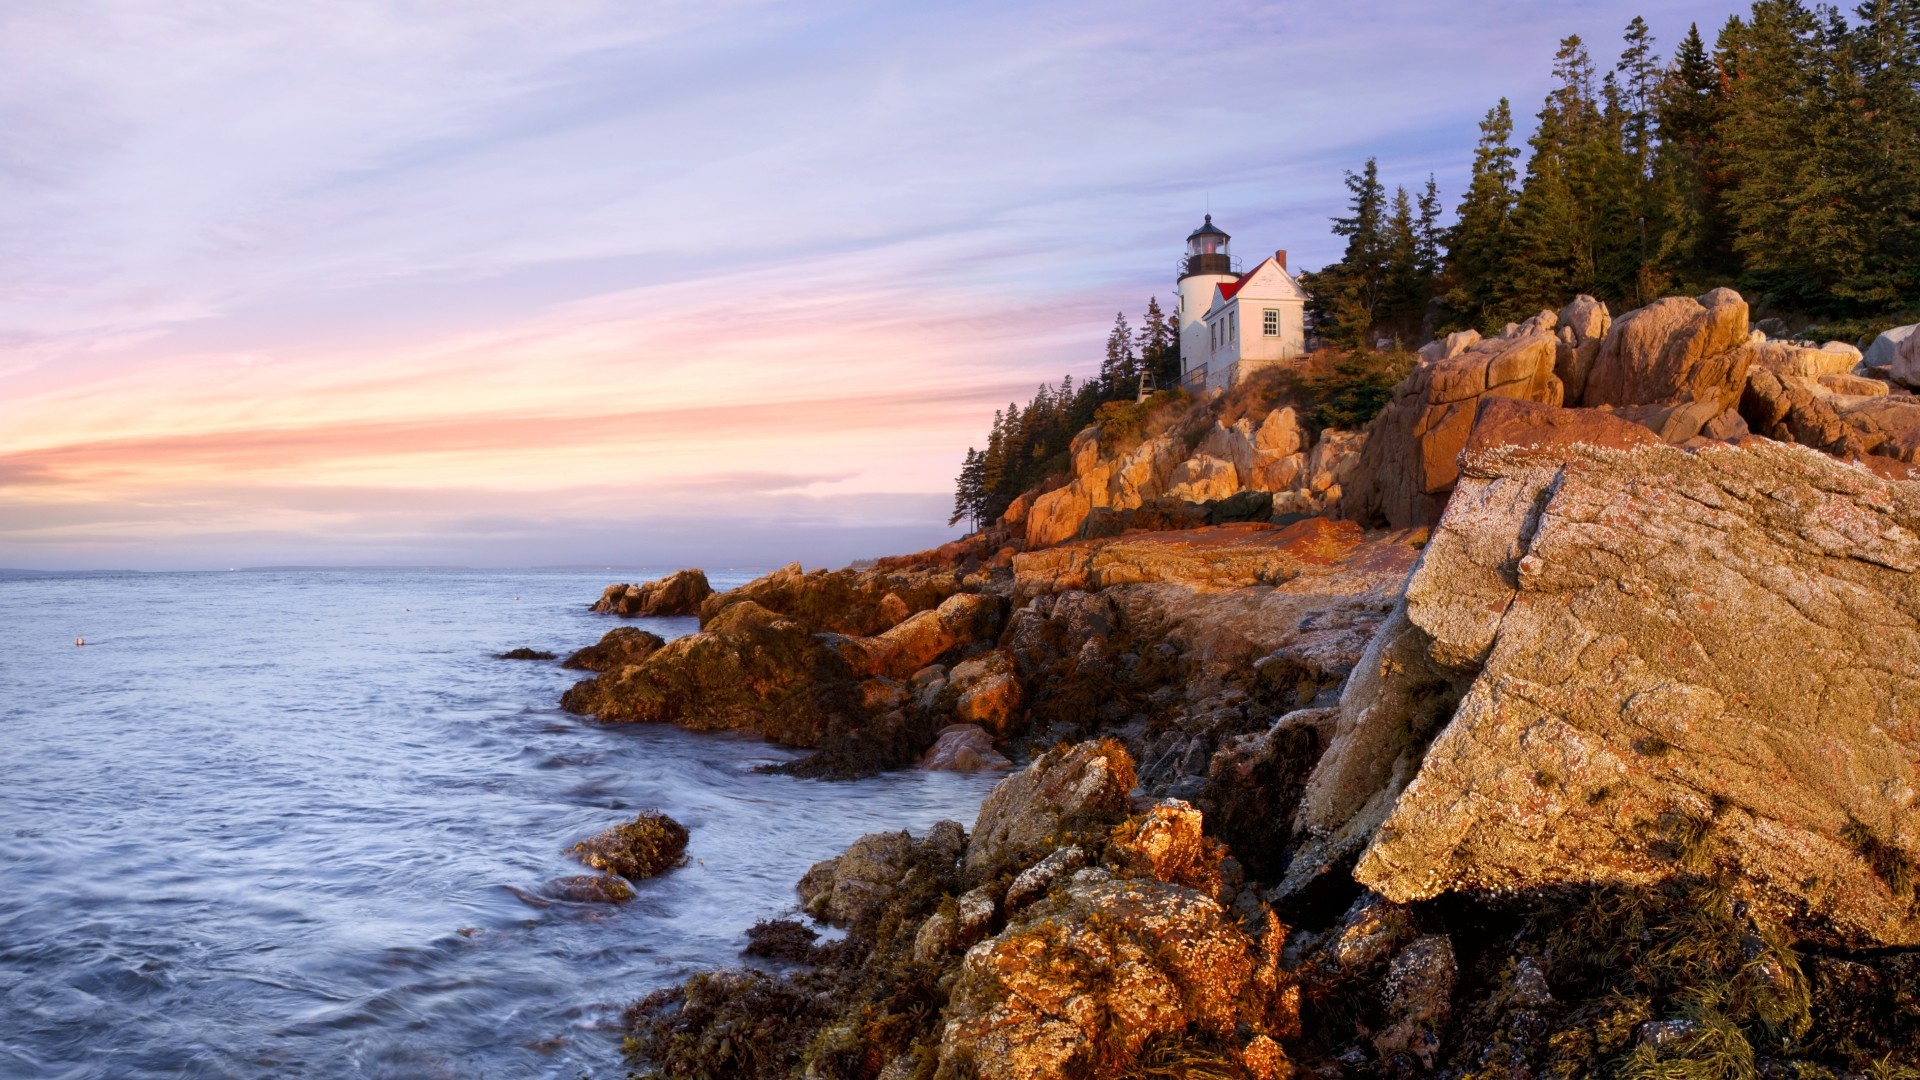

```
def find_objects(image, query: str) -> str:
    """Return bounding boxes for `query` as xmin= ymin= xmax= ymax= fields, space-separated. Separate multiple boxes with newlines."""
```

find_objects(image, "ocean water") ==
xmin=0 ymin=569 xmax=1000 ymax=1079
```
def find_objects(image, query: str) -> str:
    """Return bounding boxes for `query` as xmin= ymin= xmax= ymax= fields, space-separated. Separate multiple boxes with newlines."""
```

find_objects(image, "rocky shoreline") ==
xmin=554 ymin=290 xmax=1920 ymax=1078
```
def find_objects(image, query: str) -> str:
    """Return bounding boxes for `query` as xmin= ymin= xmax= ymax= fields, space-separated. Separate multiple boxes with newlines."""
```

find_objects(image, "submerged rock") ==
xmin=567 ymin=810 xmax=689 ymax=881
xmin=544 ymin=874 xmax=634 ymax=903
xmin=560 ymin=626 xmax=665 ymax=671
xmin=493 ymin=647 xmax=556 ymax=660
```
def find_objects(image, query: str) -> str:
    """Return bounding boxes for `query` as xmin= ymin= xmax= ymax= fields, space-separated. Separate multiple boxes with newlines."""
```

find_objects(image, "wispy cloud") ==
xmin=0 ymin=0 xmax=1744 ymax=568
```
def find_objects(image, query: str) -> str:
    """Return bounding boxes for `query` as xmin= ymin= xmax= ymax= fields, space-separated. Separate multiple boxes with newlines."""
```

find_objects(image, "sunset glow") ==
xmin=0 ymin=0 xmax=1739 ymax=568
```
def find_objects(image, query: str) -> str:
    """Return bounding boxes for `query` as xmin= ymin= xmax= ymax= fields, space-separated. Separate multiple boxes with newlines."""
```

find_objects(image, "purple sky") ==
xmin=0 ymin=0 xmax=1744 ymax=570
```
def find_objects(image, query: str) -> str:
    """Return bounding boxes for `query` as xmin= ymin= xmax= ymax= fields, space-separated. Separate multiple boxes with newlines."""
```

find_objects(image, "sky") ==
xmin=0 ymin=0 xmax=1745 ymax=570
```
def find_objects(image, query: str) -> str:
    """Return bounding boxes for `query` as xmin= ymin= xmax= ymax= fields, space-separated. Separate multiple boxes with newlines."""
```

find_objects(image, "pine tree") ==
xmin=1445 ymin=99 xmax=1523 ymax=330
xmin=1415 ymin=175 xmax=1445 ymax=283
xmin=1136 ymin=296 xmax=1177 ymax=393
xmin=1652 ymin=22 xmax=1732 ymax=290
xmin=1379 ymin=186 xmax=1425 ymax=342
xmin=1306 ymin=158 xmax=1390 ymax=347
xmin=1844 ymin=0 xmax=1920 ymax=310
xmin=949 ymin=448 xmax=985 ymax=529
xmin=1100 ymin=312 xmax=1136 ymax=394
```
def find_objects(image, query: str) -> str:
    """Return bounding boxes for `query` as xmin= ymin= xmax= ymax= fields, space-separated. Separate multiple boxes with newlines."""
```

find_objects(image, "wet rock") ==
xmin=1312 ymin=412 xmax=1920 ymax=947
xmin=742 ymin=918 xmax=828 ymax=964
xmin=1327 ymin=892 xmax=1418 ymax=974
xmin=920 ymin=724 xmax=1012 ymax=772
xmin=1373 ymin=934 xmax=1456 ymax=1068
xmin=592 ymin=569 xmax=713 ymax=617
xmin=965 ymin=740 xmax=1135 ymax=875
xmin=798 ymin=830 xmax=915 ymax=926
xmin=561 ymin=626 xmax=665 ymax=671
xmin=494 ymin=647 xmax=556 ymax=660
xmin=545 ymin=874 xmax=634 ymax=903
xmin=567 ymin=810 xmax=689 ymax=881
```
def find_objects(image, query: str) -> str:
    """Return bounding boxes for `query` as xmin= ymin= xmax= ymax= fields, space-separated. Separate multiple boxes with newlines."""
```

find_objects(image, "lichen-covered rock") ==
xmin=1581 ymin=287 xmax=1751 ymax=408
xmin=567 ymin=810 xmax=689 ymax=881
xmin=1342 ymin=326 xmax=1564 ymax=528
xmin=1303 ymin=414 xmax=1920 ymax=947
xmin=798 ymin=829 xmax=916 ymax=926
xmin=965 ymin=740 xmax=1136 ymax=875
xmin=561 ymin=625 xmax=666 ymax=671
xmin=934 ymin=869 xmax=1295 ymax=1080
xmin=591 ymin=569 xmax=713 ymax=617
xmin=1372 ymin=934 xmax=1456 ymax=1068
xmin=1109 ymin=799 xmax=1227 ymax=897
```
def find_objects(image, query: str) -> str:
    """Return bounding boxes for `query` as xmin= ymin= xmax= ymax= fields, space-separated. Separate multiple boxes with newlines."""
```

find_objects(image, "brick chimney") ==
xmin=1274 ymin=249 xmax=1288 ymax=270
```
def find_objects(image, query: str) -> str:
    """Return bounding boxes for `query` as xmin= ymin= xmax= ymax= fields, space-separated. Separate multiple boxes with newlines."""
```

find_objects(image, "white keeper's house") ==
xmin=1175 ymin=215 xmax=1309 ymax=393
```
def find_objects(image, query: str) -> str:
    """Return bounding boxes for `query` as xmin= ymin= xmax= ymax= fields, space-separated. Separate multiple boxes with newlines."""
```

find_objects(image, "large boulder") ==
xmin=1341 ymin=327 xmax=1563 ymax=528
xmin=1895 ymin=328 xmax=1920 ymax=389
xmin=935 ymin=869 xmax=1295 ymax=1080
xmin=1165 ymin=454 xmax=1240 ymax=504
xmin=1581 ymin=287 xmax=1751 ymax=408
xmin=1295 ymin=410 xmax=1920 ymax=947
xmin=591 ymin=569 xmax=713 ymax=617
xmin=1867 ymin=323 xmax=1917 ymax=373
xmin=696 ymin=561 xmax=959 ymax=636
xmin=1552 ymin=294 xmax=1612 ymax=403
xmin=559 ymin=600 xmax=859 ymax=746
xmin=965 ymin=740 xmax=1136 ymax=875
xmin=1106 ymin=433 xmax=1185 ymax=510
xmin=1195 ymin=419 xmax=1259 ymax=486
xmin=842 ymin=592 xmax=1004 ymax=680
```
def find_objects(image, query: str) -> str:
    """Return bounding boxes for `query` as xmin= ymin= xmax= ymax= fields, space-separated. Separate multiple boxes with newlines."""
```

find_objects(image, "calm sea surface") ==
xmin=0 ymin=569 xmax=999 ymax=1079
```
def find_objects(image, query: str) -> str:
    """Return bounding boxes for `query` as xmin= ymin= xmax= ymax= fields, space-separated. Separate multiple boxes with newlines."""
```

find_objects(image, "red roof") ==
xmin=1216 ymin=264 xmax=1259 ymax=302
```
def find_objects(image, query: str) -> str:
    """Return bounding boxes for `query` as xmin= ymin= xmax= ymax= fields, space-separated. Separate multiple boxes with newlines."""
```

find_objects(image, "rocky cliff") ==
xmin=576 ymin=288 xmax=1920 ymax=1079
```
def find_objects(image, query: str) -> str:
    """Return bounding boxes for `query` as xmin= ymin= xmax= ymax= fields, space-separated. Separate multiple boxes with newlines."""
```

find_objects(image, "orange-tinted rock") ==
xmin=591 ymin=569 xmax=713 ymax=617
xmin=1463 ymin=397 xmax=1665 ymax=455
xmin=948 ymin=648 xmax=1023 ymax=734
xmin=562 ymin=625 xmax=666 ymax=672
xmin=1110 ymin=799 xmax=1227 ymax=896
xmin=1582 ymin=287 xmax=1751 ymax=408
xmin=1342 ymin=329 xmax=1564 ymax=528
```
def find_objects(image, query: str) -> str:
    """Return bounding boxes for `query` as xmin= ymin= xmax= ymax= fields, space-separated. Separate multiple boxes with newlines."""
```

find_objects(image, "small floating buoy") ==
xmin=75 ymin=637 xmax=84 ymax=647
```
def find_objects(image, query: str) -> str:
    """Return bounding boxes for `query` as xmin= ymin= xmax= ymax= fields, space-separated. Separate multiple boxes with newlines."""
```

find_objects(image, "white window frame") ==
xmin=1263 ymin=309 xmax=1280 ymax=336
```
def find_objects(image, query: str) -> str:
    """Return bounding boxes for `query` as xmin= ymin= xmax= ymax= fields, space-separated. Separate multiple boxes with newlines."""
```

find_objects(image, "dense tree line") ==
xmin=949 ymin=299 xmax=1178 ymax=530
xmin=1307 ymin=0 xmax=1920 ymax=346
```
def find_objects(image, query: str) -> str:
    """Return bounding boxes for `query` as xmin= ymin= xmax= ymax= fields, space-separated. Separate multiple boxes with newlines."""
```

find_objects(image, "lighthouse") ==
xmin=1173 ymin=214 xmax=1311 ymax=392
xmin=1176 ymin=216 xmax=1239 ymax=387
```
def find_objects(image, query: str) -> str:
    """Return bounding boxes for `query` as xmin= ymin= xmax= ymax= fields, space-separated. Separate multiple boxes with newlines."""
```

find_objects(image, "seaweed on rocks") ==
xmin=566 ymin=810 xmax=688 ymax=881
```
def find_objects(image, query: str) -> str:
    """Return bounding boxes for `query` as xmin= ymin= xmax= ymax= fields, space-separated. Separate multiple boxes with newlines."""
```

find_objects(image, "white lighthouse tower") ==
xmin=1176 ymin=215 xmax=1238 ymax=389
